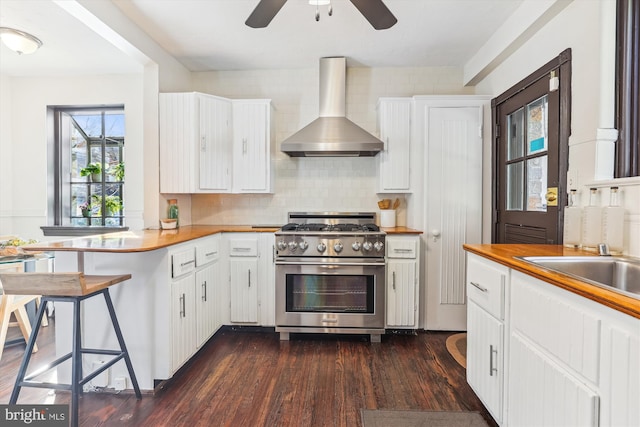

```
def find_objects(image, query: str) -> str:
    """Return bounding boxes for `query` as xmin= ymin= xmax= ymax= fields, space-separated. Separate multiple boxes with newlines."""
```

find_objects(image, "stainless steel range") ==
xmin=275 ymin=212 xmax=386 ymax=342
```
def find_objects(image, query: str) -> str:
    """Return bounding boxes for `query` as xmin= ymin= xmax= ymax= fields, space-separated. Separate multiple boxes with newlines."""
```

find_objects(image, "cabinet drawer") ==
xmin=466 ymin=254 xmax=507 ymax=320
xmin=229 ymin=238 xmax=258 ymax=257
xmin=172 ymin=248 xmax=196 ymax=277
xmin=196 ymin=241 xmax=219 ymax=266
xmin=386 ymin=238 xmax=417 ymax=259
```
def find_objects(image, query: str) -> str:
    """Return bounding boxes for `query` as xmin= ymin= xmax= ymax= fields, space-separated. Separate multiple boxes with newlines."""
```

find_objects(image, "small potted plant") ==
xmin=91 ymin=194 xmax=122 ymax=216
xmin=79 ymin=201 xmax=91 ymax=218
xmin=80 ymin=162 xmax=103 ymax=182
xmin=111 ymin=162 xmax=125 ymax=182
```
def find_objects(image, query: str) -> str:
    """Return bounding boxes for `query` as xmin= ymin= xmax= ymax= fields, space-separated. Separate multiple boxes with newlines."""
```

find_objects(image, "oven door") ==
xmin=275 ymin=258 xmax=385 ymax=329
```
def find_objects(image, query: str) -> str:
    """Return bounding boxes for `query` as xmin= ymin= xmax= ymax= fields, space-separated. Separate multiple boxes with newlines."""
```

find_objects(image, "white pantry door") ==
xmin=424 ymin=106 xmax=483 ymax=330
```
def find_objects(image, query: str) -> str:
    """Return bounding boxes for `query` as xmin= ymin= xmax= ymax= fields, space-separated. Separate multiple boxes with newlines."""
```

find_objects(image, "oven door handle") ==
xmin=276 ymin=261 xmax=385 ymax=267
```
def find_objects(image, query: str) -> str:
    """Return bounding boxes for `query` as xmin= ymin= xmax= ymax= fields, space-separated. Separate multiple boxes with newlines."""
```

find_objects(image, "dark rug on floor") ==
xmin=361 ymin=409 xmax=489 ymax=427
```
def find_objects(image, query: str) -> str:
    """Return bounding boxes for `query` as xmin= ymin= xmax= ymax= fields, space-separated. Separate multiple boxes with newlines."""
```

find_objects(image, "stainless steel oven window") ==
xmin=286 ymin=274 xmax=375 ymax=313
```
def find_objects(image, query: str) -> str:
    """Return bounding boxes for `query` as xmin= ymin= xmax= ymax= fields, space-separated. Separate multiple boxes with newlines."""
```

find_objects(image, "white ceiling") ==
xmin=0 ymin=0 xmax=524 ymax=76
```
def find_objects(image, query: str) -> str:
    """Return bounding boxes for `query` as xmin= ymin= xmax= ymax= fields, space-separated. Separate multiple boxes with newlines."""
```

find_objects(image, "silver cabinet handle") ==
xmin=392 ymin=271 xmax=396 ymax=290
xmin=489 ymin=345 xmax=498 ymax=376
xmin=470 ymin=281 xmax=488 ymax=292
xmin=180 ymin=260 xmax=195 ymax=267
xmin=393 ymin=248 xmax=413 ymax=253
xmin=248 ymin=269 xmax=251 ymax=287
xmin=180 ymin=293 xmax=186 ymax=318
xmin=202 ymin=281 xmax=207 ymax=302
xmin=205 ymin=251 xmax=217 ymax=257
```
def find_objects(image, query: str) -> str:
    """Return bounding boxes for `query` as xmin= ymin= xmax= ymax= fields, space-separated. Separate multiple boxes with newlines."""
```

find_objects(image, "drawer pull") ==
xmin=489 ymin=344 xmax=498 ymax=376
xmin=205 ymin=251 xmax=217 ymax=257
xmin=180 ymin=260 xmax=195 ymax=267
xmin=470 ymin=281 xmax=488 ymax=293
xmin=233 ymin=247 xmax=252 ymax=252
xmin=393 ymin=249 xmax=413 ymax=253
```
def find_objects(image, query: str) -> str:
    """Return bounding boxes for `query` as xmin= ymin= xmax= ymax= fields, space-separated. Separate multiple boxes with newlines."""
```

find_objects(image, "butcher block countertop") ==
xmin=24 ymin=225 xmax=423 ymax=255
xmin=23 ymin=225 xmax=279 ymax=253
xmin=464 ymin=244 xmax=640 ymax=319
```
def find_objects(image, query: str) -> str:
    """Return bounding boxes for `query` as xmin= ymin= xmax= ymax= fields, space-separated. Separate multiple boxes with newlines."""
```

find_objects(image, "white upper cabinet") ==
xmin=160 ymin=92 xmax=232 ymax=193
xmin=160 ymin=92 xmax=273 ymax=194
xmin=232 ymin=100 xmax=274 ymax=193
xmin=377 ymin=98 xmax=412 ymax=193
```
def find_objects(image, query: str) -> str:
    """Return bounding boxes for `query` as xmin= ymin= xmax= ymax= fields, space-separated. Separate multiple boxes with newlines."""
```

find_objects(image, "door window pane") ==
xmin=527 ymin=155 xmax=547 ymax=212
xmin=527 ymin=96 xmax=548 ymax=155
xmin=507 ymin=107 xmax=524 ymax=160
xmin=506 ymin=161 xmax=524 ymax=211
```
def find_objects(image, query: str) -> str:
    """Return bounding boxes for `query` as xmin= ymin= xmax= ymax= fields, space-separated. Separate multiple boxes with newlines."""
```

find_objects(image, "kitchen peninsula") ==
xmin=24 ymin=224 xmax=422 ymax=392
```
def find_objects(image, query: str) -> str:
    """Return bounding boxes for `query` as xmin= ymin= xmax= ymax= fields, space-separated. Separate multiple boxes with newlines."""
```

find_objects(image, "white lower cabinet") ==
xmin=466 ymin=253 xmax=640 ymax=427
xmin=385 ymin=235 xmax=419 ymax=328
xmin=195 ymin=236 xmax=221 ymax=347
xmin=466 ymin=253 xmax=506 ymax=424
xmin=228 ymin=234 xmax=259 ymax=324
xmin=169 ymin=247 xmax=197 ymax=374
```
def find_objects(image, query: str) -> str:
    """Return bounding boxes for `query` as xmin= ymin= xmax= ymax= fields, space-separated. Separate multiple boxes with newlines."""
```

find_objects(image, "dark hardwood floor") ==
xmin=1 ymin=320 xmax=497 ymax=427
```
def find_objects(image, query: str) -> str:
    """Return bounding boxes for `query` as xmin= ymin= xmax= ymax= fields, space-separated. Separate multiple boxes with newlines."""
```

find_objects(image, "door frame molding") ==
xmin=491 ymin=48 xmax=572 ymax=244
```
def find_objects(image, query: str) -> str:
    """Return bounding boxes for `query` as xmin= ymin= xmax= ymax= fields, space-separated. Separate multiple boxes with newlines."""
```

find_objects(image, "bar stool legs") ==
xmin=10 ymin=288 xmax=141 ymax=427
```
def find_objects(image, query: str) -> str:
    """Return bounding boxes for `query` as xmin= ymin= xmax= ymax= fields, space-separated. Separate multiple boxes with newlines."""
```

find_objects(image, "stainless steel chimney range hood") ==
xmin=281 ymin=57 xmax=383 ymax=157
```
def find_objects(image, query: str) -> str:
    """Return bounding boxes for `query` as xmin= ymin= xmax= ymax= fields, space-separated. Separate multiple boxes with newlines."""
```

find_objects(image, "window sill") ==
xmin=41 ymin=226 xmax=129 ymax=237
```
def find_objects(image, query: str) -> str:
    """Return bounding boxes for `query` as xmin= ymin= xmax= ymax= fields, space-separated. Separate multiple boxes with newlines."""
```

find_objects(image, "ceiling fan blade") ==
xmin=349 ymin=0 xmax=397 ymax=30
xmin=245 ymin=0 xmax=288 ymax=28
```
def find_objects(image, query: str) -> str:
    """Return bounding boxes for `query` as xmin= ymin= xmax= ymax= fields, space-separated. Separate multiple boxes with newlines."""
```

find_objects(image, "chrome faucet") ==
xmin=598 ymin=243 xmax=611 ymax=256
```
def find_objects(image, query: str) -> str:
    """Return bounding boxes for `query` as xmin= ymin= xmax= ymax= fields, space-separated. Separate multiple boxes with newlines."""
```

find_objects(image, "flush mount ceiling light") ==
xmin=0 ymin=27 xmax=43 ymax=55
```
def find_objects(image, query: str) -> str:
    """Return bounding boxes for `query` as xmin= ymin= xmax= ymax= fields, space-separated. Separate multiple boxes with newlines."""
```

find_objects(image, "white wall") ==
xmin=0 ymin=73 xmax=146 ymax=239
xmin=190 ymin=66 xmax=474 ymax=225
xmin=474 ymin=0 xmax=640 ymax=256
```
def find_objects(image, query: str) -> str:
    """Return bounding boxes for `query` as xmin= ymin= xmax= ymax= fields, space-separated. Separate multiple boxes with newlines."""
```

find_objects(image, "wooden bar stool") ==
xmin=0 ymin=272 xmax=142 ymax=427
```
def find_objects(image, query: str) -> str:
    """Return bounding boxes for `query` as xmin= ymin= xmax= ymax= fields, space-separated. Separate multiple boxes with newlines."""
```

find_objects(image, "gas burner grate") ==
xmin=280 ymin=222 xmax=381 ymax=233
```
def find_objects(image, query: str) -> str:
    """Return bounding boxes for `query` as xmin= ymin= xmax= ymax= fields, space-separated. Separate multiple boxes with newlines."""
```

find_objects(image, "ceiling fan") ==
xmin=246 ymin=0 xmax=397 ymax=30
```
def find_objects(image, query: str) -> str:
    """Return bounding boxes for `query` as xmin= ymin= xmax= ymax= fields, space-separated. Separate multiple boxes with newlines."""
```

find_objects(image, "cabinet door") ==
xmin=159 ymin=93 xmax=197 ymax=193
xmin=199 ymin=95 xmax=232 ymax=191
xmin=509 ymin=333 xmax=599 ymax=426
xmin=232 ymin=100 xmax=271 ymax=193
xmin=386 ymin=259 xmax=417 ymax=328
xmin=171 ymin=274 xmax=196 ymax=373
xmin=229 ymin=258 xmax=258 ymax=323
xmin=378 ymin=98 xmax=411 ymax=192
xmin=195 ymin=261 xmax=219 ymax=347
xmin=466 ymin=301 xmax=503 ymax=423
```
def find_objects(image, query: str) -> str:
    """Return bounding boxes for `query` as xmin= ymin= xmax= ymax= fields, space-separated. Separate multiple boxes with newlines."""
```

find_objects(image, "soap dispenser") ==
xmin=563 ymin=189 xmax=582 ymax=248
xmin=581 ymin=188 xmax=601 ymax=251
xmin=602 ymin=187 xmax=624 ymax=254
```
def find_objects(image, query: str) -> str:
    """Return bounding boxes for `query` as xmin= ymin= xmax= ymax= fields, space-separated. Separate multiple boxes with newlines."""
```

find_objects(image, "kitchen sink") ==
xmin=518 ymin=256 xmax=640 ymax=299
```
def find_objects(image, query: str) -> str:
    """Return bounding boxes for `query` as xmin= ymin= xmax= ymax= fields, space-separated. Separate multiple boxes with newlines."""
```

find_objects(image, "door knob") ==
xmin=431 ymin=229 xmax=441 ymax=242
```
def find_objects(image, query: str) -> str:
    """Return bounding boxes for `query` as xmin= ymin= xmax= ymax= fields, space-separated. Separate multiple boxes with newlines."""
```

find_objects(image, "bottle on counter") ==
xmin=581 ymin=188 xmax=601 ymax=251
xmin=167 ymin=199 xmax=179 ymax=227
xmin=563 ymin=189 xmax=582 ymax=248
xmin=602 ymin=186 xmax=624 ymax=254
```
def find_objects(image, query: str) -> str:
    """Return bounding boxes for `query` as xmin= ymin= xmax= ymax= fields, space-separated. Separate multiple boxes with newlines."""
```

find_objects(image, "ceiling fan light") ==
xmin=0 ymin=27 xmax=43 ymax=55
xmin=309 ymin=0 xmax=331 ymax=6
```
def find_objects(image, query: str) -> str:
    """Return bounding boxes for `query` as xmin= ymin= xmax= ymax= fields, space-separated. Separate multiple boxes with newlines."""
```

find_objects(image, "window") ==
xmin=43 ymin=105 xmax=127 ymax=236
xmin=615 ymin=0 xmax=640 ymax=177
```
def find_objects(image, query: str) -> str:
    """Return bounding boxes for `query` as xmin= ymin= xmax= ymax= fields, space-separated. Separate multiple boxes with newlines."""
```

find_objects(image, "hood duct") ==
xmin=281 ymin=57 xmax=383 ymax=157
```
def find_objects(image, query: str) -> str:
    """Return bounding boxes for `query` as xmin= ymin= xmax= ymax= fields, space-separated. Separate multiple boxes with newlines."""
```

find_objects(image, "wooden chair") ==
xmin=0 ymin=272 xmax=142 ymax=427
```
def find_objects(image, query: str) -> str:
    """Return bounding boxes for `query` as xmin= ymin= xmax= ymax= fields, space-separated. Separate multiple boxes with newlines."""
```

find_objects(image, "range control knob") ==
xmin=374 ymin=241 xmax=384 ymax=252
xmin=334 ymin=241 xmax=344 ymax=253
xmin=288 ymin=241 xmax=298 ymax=251
xmin=277 ymin=240 xmax=287 ymax=251
xmin=362 ymin=241 xmax=373 ymax=252
xmin=298 ymin=240 xmax=309 ymax=251
xmin=317 ymin=242 xmax=326 ymax=253
xmin=352 ymin=241 xmax=362 ymax=251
